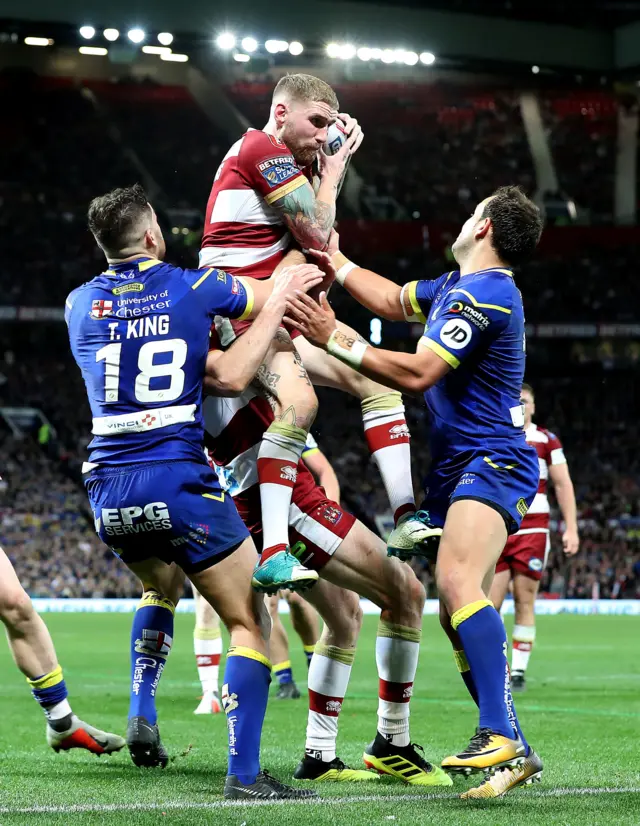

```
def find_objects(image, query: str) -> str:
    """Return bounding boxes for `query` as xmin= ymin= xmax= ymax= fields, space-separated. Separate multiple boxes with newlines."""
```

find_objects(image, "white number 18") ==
xmin=96 ymin=339 xmax=187 ymax=404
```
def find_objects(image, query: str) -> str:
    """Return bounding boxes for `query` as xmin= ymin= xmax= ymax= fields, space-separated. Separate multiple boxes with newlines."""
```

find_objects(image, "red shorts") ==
xmin=233 ymin=461 xmax=355 ymax=570
xmin=495 ymin=530 xmax=550 ymax=582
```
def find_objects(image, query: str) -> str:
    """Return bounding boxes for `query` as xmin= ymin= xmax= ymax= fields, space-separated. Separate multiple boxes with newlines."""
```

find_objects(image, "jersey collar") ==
xmin=103 ymin=257 xmax=161 ymax=277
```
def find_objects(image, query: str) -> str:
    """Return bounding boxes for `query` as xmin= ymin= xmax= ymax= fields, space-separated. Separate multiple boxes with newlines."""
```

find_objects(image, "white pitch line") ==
xmin=0 ymin=786 xmax=638 ymax=814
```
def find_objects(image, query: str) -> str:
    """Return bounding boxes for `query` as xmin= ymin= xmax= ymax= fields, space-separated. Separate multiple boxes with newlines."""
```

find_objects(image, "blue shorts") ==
xmin=85 ymin=459 xmax=249 ymax=574
xmin=422 ymin=445 xmax=540 ymax=536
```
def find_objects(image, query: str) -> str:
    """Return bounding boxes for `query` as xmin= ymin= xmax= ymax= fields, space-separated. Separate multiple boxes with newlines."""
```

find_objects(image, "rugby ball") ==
xmin=324 ymin=121 xmax=348 ymax=155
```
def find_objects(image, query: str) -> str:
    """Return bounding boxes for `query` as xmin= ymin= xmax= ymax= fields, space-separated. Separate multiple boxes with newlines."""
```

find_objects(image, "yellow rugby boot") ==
xmin=294 ymin=754 xmax=379 ymax=782
xmin=460 ymin=749 xmax=543 ymax=799
xmin=363 ymin=734 xmax=452 ymax=787
xmin=442 ymin=728 xmax=526 ymax=776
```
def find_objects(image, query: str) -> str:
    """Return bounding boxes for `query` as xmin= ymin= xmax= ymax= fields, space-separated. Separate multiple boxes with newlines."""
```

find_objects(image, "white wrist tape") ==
xmin=335 ymin=260 xmax=357 ymax=286
xmin=327 ymin=329 xmax=368 ymax=369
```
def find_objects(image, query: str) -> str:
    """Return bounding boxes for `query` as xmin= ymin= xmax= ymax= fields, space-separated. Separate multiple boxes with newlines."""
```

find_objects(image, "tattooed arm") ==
xmin=204 ymin=267 xmax=313 ymax=396
xmin=272 ymin=177 xmax=337 ymax=252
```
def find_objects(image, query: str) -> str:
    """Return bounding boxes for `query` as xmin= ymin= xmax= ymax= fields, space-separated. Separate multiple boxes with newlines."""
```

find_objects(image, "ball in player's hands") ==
xmin=324 ymin=122 xmax=348 ymax=155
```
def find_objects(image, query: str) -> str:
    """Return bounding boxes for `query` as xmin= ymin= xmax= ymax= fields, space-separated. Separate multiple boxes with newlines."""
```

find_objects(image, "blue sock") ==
xmin=273 ymin=660 xmax=293 ymax=685
xmin=223 ymin=647 xmax=271 ymax=784
xmin=303 ymin=645 xmax=315 ymax=670
xmin=28 ymin=665 xmax=72 ymax=729
xmin=129 ymin=591 xmax=175 ymax=726
xmin=453 ymin=600 xmax=529 ymax=751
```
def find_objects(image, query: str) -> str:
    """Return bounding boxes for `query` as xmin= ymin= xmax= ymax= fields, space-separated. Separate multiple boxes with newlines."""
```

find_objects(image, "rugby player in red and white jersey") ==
xmin=200 ymin=73 xmax=429 ymax=593
xmin=199 ymin=318 xmax=452 ymax=788
xmin=489 ymin=383 xmax=579 ymax=691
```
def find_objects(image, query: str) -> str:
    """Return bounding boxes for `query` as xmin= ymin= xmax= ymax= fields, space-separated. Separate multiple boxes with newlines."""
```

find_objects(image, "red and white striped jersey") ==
xmin=200 ymin=129 xmax=309 ymax=278
xmin=202 ymin=388 xmax=317 ymax=497
xmin=519 ymin=422 xmax=566 ymax=533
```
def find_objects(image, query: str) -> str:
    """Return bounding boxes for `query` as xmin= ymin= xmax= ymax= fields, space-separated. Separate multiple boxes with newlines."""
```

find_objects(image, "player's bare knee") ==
xmin=381 ymin=564 xmax=424 ymax=626
xmin=435 ymin=567 xmax=468 ymax=613
xmin=321 ymin=591 xmax=362 ymax=649
xmin=0 ymin=585 xmax=35 ymax=631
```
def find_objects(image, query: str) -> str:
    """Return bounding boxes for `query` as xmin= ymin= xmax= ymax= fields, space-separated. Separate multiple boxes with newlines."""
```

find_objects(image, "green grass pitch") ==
xmin=0 ymin=613 xmax=638 ymax=825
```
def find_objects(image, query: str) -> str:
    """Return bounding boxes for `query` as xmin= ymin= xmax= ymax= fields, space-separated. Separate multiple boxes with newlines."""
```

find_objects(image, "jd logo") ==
xmin=440 ymin=318 xmax=472 ymax=349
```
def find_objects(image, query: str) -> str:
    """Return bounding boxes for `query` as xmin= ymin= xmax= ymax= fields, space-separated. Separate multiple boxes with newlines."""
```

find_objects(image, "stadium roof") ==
xmin=349 ymin=0 xmax=640 ymax=29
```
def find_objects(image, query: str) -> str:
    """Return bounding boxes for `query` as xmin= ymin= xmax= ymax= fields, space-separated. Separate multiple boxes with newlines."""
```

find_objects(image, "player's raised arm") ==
xmin=255 ymin=78 xmax=362 ymax=252
xmin=269 ymin=140 xmax=355 ymax=252
xmin=204 ymin=265 xmax=318 ymax=396
xmin=284 ymin=292 xmax=451 ymax=395
xmin=237 ymin=263 xmax=323 ymax=318
xmin=309 ymin=232 xmax=449 ymax=323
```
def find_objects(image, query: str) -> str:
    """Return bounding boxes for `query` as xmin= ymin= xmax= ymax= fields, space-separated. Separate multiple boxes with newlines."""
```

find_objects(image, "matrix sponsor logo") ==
xmin=449 ymin=300 xmax=490 ymax=330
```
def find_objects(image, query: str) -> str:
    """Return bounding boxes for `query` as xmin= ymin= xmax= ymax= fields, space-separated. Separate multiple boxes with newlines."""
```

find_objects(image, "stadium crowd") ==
xmin=1 ymin=352 xmax=638 ymax=599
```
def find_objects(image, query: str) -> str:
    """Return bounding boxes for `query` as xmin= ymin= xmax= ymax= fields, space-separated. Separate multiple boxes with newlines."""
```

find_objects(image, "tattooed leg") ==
xmin=252 ymin=328 xmax=319 ymax=568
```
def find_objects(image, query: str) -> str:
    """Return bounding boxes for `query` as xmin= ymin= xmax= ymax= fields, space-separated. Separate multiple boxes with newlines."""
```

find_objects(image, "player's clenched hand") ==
xmin=270 ymin=264 xmax=324 ymax=303
xmin=338 ymin=113 xmax=364 ymax=155
xmin=325 ymin=229 xmax=340 ymax=257
xmin=307 ymin=248 xmax=337 ymax=299
xmin=318 ymin=118 xmax=363 ymax=181
xmin=283 ymin=291 xmax=337 ymax=348
xmin=562 ymin=528 xmax=580 ymax=556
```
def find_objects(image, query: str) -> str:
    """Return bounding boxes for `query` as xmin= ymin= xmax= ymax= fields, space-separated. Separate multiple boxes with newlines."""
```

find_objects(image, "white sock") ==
xmin=305 ymin=644 xmax=355 ymax=763
xmin=512 ymin=624 xmax=536 ymax=674
xmin=194 ymin=629 xmax=222 ymax=694
xmin=376 ymin=620 xmax=421 ymax=747
xmin=45 ymin=699 xmax=73 ymax=724
xmin=257 ymin=423 xmax=307 ymax=558
xmin=362 ymin=394 xmax=415 ymax=525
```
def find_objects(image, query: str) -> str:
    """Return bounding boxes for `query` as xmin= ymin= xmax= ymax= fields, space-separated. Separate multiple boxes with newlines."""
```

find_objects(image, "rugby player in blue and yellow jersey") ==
xmin=284 ymin=186 xmax=545 ymax=799
xmin=66 ymin=184 xmax=324 ymax=800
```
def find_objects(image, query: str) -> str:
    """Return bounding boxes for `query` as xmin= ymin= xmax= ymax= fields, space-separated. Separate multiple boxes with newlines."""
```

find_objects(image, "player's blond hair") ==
xmin=273 ymin=74 xmax=339 ymax=109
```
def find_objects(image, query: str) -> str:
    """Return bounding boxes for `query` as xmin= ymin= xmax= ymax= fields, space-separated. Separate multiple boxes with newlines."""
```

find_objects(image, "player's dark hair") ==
xmin=88 ymin=183 xmax=151 ymax=254
xmin=273 ymin=73 xmax=339 ymax=110
xmin=482 ymin=186 xmax=543 ymax=267
xmin=521 ymin=382 xmax=535 ymax=398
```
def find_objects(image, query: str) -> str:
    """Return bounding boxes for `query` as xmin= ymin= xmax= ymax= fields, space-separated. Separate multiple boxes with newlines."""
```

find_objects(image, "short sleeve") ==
xmin=239 ymin=131 xmax=308 ymax=205
xmin=64 ymin=286 xmax=83 ymax=327
xmin=546 ymin=431 xmax=566 ymax=465
xmin=302 ymin=432 xmax=319 ymax=458
xmin=400 ymin=272 xmax=452 ymax=323
xmin=422 ymin=282 xmax=512 ymax=369
xmin=184 ymin=267 xmax=253 ymax=321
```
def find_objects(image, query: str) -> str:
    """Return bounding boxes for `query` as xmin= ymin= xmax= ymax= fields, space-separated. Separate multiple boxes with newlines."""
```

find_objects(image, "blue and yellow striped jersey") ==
xmin=404 ymin=267 xmax=528 ymax=461
xmin=65 ymin=257 xmax=252 ymax=466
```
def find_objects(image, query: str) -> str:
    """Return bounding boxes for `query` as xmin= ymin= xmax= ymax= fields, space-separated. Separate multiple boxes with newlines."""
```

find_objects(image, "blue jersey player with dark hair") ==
xmin=284 ymin=186 xmax=546 ymax=800
xmin=66 ymin=183 xmax=324 ymax=800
